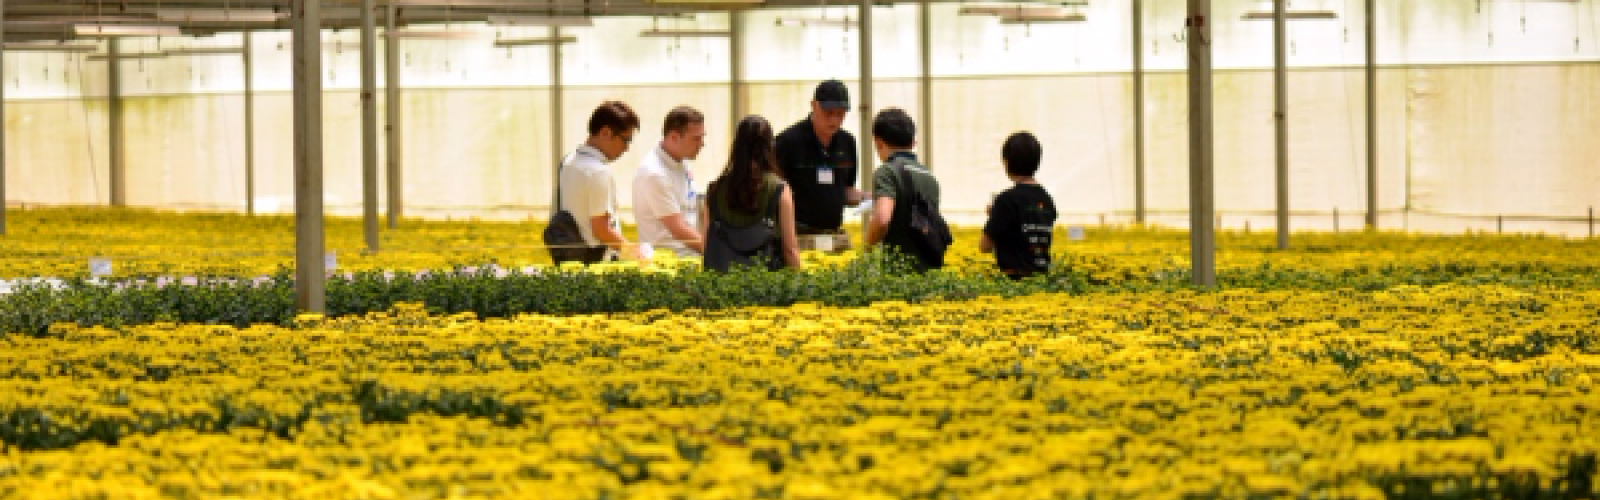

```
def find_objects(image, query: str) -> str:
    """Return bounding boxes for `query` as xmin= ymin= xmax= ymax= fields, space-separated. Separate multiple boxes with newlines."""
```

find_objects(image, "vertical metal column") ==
xmin=1364 ymin=0 xmax=1378 ymax=230
xmin=108 ymin=38 xmax=126 ymax=206
xmin=1187 ymin=0 xmax=1216 ymax=287
xmin=244 ymin=31 xmax=257 ymax=215
xmin=1274 ymin=0 xmax=1289 ymax=249
xmin=1132 ymin=0 xmax=1145 ymax=224
xmin=0 ymin=0 xmax=7 ymax=236
xmin=858 ymin=0 xmax=874 ymax=229
xmin=730 ymin=11 xmax=746 ymax=128
xmin=361 ymin=0 xmax=379 ymax=252
xmin=550 ymin=26 xmax=564 ymax=209
xmin=293 ymin=0 xmax=327 ymax=313
xmin=385 ymin=1 xmax=403 ymax=228
xmin=919 ymin=0 xmax=932 ymax=167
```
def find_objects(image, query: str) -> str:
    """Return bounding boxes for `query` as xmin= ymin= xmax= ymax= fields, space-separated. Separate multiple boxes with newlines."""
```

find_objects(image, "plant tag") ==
xmin=815 ymin=235 xmax=834 ymax=252
xmin=638 ymin=243 xmax=655 ymax=261
xmin=1068 ymin=225 xmax=1086 ymax=241
xmin=325 ymin=251 xmax=338 ymax=271
xmin=89 ymin=258 xmax=113 ymax=277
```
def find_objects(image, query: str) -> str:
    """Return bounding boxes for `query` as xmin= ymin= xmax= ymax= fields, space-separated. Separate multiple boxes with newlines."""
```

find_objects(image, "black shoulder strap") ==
xmin=554 ymin=151 xmax=576 ymax=213
xmin=765 ymin=183 xmax=787 ymax=222
xmin=708 ymin=180 xmax=728 ymax=225
xmin=894 ymin=160 xmax=922 ymax=207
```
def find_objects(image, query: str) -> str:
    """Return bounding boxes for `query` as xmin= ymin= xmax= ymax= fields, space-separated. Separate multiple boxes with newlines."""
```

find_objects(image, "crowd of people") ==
xmin=545 ymin=80 xmax=1059 ymax=279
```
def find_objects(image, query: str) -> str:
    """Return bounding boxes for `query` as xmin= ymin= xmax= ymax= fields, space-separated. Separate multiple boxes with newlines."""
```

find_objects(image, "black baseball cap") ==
xmin=814 ymin=80 xmax=850 ymax=110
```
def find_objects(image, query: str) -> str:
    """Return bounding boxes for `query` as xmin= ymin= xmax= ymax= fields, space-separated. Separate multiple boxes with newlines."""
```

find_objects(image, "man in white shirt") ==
xmin=633 ymin=106 xmax=708 ymax=257
xmin=558 ymin=101 xmax=640 ymax=262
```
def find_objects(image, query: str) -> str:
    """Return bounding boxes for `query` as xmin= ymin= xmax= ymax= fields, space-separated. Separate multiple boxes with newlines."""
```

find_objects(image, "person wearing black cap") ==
xmin=774 ymin=79 xmax=863 ymax=252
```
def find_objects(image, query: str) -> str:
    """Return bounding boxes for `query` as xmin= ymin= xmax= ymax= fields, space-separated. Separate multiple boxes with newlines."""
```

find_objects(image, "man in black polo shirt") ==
xmin=775 ymin=79 xmax=863 ymax=252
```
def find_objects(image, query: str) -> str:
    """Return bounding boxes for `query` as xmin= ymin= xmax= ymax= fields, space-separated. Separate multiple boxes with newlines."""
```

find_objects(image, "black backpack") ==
xmin=894 ymin=162 xmax=953 ymax=269
xmin=704 ymin=182 xmax=787 ymax=272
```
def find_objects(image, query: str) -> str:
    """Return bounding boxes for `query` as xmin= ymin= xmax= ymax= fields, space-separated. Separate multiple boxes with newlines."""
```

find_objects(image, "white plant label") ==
xmin=89 ymin=258 xmax=113 ymax=277
xmin=325 ymin=252 xmax=338 ymax=271
xmin=1068 ymin=225 xmax=1086 ymax=241
xmin=815 ymin=235 xmax=834 ymax=253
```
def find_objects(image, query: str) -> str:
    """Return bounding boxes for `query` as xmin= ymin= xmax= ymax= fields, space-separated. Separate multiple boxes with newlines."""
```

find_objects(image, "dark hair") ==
xmin=1002 ymin=131 xmax=1043 ymax=177
xmin=711 ymin=115 xmax=778 ymax=213
xmin=662 ymin=106 xmax=705 ymax=136
xmin=871 ymin=108 xmax=916 ymax=149
xmin=588 ymin=101 xmax=640 ymax=136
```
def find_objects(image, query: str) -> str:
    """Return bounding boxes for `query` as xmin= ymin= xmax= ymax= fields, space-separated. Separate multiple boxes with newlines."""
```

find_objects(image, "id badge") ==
xmin=818 ymin=166 xmax=835 ymax=185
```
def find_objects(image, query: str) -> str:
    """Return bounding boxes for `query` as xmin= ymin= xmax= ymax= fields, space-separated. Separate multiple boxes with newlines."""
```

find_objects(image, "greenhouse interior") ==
xmin=1 ymin=0 xmax=1599 ymax=498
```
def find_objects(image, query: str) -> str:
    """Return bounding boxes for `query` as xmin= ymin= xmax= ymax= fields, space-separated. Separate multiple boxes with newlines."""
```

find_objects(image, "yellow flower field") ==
xmin=3 ymin=286 xmax=1597 ymax=499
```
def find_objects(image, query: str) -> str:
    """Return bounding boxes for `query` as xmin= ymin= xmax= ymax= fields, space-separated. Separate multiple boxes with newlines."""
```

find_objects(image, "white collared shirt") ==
xmin=632 ymin=144 xmax=699 ymax=257
xmin=558 ymin=144 xmax=619 ymax=246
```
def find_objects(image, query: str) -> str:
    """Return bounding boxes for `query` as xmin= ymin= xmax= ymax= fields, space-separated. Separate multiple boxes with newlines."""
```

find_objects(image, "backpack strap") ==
xmin=553 ymin=151 xmax=576 ymax=215
xmin=894 ymin=159 xmax=922 ymax=208
xmin=763 ymin=182 xmax=787 ymax=225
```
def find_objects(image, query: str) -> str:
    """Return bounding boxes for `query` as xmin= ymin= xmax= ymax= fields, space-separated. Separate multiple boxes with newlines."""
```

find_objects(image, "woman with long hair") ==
xmin=699 ymin=115 xmax=803 ymax=270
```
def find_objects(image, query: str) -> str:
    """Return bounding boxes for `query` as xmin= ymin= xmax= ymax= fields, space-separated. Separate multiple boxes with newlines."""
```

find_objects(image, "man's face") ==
xmin=811 ymin=101 xmax=848 ymax=138
xmin=666 ymin=123 xmax=706 ymax=161
xmin=600 ymin=127 xmax=635 ymax=161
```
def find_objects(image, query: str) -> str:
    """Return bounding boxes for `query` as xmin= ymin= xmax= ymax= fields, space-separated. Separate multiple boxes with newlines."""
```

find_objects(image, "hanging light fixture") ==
xmin=493 ymin=36 xmax=579 ymax=47
xmin=74 ymin=24 xmax=183 ymax=37
xmin=154 ymin=8 xmax=287 ymax=23
xmin=639 ymin=28 xmax=733 ymax=37
xmin=486 ymin=15 xmax=595 ymax=27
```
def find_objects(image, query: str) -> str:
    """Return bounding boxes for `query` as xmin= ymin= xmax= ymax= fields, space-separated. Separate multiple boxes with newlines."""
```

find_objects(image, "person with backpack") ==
xmin=544 ymin=101 xmax=641 ymax=265
xmin=699 ymin=116 xmax=803 ymax=272
xmin=981 ymin=131 xmax=1058 ymax=279
xmin=864 ymin=108 xmax=952 ymax=271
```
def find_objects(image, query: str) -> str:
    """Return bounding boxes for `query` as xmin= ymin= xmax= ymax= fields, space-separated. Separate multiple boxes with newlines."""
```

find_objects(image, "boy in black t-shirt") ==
xmin=981 ymin=132 xmax=1057 ymax=278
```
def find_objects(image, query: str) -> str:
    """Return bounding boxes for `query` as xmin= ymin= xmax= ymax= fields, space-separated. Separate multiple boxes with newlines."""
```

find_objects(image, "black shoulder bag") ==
xmin=895 ymin=162 xmax=953 ymax=269
xmin=703 ymin=182 xmax=788 ymax=272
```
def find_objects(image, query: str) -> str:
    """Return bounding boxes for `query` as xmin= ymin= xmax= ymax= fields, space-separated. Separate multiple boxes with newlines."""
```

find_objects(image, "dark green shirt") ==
xmin=710 ymin=173 xmax=784 ymax=227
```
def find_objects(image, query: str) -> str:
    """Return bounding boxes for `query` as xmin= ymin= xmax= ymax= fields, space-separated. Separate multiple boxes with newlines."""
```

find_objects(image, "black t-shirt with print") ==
xmin=983 ymin=184 xmax=1057 ymax=276
xmin=775 ymin=117 xmax=858 ymax=230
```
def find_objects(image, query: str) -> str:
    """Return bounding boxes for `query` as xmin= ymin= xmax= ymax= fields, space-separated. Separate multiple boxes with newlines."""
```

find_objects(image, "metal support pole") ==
xmin=858 ymin=0 xmax=874 ymax=229
xmin=919 ymin=0 xmax=932 ymax=167
xmin=730 ymin=11 xmax=746 ymax=129
xmin=384 ymin=1 xmax=403 ymax=228
xmin=293 ymin=0 xmax=327 ymax=313
xmin=244 ymin=31 xmax=256 ymax=215
xmin=1274 ymin=0 xmax=1289 ymax=250
xmin=1187 ymin=0 xmax=1216 ymax=287
xmin=550 ymin=26 xmax=564 ymax=209
xmin=361 ymin=0 xmax=379 ymax=253
xmin=1133 ymin=0 xmax=1145 ymax=225
xmin=1365 ymin=0 xmax=1378 ymax=230
xmin=1589 ymin=206 xmax=1594 ymax=238
xmin=1334 ymin=207 xmax=1340 ymax=232
xmin=108 ymin=38 xmax=126 ymax=206
xmin=0 ymin=0 xmax=7 ymax=236
xmin=1497 ymin=215 xmax=1503 ymax=234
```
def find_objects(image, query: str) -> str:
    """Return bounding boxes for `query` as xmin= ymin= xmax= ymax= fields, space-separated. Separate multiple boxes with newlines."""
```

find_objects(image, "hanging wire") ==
xmin=1521 ymin=0 xmax=1527 ymax=34
xmin=74 ymin=54 xmax=102 ymax=202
